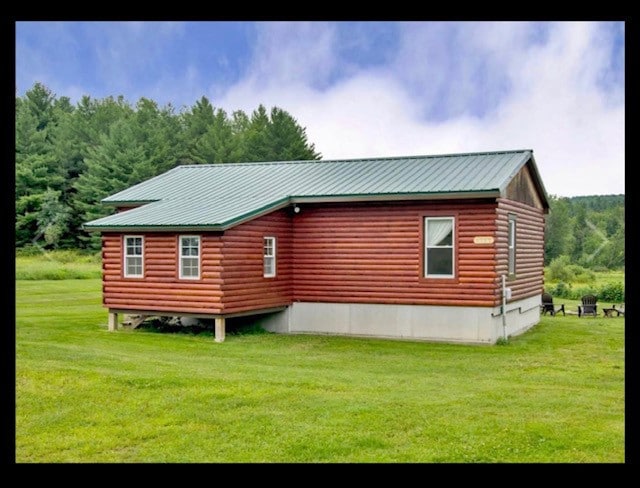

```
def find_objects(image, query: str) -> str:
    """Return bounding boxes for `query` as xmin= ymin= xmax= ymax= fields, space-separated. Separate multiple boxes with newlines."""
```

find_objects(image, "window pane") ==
xmin=508 ymin=218 xmax=516 ymax=275
xmin=126 ymin=238 xmax=142 ymax=257
xmin=264 ymin=257 xmax=274 ymax=275
xmin=263 ymin=238 xmax=275 ymax=276
xmin=264 ymin=239 xmax=273 ymax=256
xmin=181 ymin=256 xmax=198 ymax=278
xmin=126 ymin=257 xmax=142 ymax=276
xmin=179 ymin=237 xmax=199 ymax=278
xmin=427 ymin=220 xmax=453 ymax=246
xmin=427 ymin=248 xmax=452 ymax=275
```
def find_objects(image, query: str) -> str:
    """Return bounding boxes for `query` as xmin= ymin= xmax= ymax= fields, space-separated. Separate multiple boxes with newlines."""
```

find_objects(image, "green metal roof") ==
xmin=84 ymin=149 xmax=548 ymax=231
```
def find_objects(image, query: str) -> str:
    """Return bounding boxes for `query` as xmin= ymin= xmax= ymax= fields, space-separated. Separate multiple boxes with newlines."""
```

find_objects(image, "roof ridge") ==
xmin=174 ymin=149 xmax=534 ymax=169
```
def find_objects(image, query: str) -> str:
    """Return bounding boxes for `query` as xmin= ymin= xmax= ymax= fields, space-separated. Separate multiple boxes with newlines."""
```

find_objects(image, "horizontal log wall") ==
xmin=220 ymin=209 xmax=293 ymax=314
xmin=292 ymin=200 xmax=503 ymax=307
xmin=102 ymin=232 xmax=224 ymax=314
xmin=100 ymin=197 xmax=544 ymax=314
xmin=496 ymin=198 xmax=545 ymax=301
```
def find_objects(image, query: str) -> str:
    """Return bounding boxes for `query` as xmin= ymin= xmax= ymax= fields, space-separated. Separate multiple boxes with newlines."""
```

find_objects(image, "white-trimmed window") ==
xmin=508 ymin=214 xmax=516 ymax=276
xmin=124 ymin=236 xmax=144 ymax=278
xmin=424 ymin=217 xmax=454 ymax=278
xmin=263 ymin=236 xmax=276 ymax=278
xmin=179 ymin=235 xmax=200 ymax=280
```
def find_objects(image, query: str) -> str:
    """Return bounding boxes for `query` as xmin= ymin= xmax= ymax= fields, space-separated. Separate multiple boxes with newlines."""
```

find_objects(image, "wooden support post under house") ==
xmin=215 ymin=317 xmax=226 ymax=343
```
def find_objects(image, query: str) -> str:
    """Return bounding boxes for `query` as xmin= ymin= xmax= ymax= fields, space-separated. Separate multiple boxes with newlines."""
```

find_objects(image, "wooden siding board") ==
xmin=220 ymin=209 xmax=294 ymax=314
xmin=100 ymin=197 xmax=544 ymax=314
xmin=505 ymin=164 xmax=544 ymax=210
xmin=292 ymin=200 xmax=502 ymax=306
xmin=496 ymin=198 xmax=545 ymax=301
xmin=101 ymin=232 xmax=223 ymax=314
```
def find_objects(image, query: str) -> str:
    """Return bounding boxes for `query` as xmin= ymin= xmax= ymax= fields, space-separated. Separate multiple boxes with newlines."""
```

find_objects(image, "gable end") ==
xmin=505 ymin=163 xmax=544 ymax=210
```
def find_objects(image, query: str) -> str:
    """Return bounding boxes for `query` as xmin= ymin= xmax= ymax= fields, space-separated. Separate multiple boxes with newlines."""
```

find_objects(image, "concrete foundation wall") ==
xmin=257 ymin=295 xmax=541 ymax=344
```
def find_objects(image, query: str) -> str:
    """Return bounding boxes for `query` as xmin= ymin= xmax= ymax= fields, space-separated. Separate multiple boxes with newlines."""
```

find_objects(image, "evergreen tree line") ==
xmin=16 ymin=83 xmax=321 ymax=250
xmin=544 ymin=194 xmax=624 ymax=270
xmin=16 ymin=83 xmax=624 ymax=270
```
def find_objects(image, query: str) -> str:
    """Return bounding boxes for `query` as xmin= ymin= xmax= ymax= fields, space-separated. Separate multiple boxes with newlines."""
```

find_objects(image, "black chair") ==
xmin=607 ymin=303 xmax=624 ymax=317
xmin=541 ymin=292 xmax=565 ymax=316
xmin=578 ymin=294 xmax=598 ymax=317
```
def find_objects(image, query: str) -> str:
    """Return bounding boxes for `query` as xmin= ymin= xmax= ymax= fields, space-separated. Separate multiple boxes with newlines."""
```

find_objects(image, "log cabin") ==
xmin=83 ymin=149 xmax=549 ymax=344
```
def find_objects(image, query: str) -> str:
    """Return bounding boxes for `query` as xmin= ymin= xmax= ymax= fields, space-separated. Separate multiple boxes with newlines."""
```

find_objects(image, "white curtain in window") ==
xmin=427 ymin=219 xmax=452 ymax=246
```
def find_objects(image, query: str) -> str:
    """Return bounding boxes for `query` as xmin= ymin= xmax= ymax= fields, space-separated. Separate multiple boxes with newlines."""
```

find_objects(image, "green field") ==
xmin=15 ymin=278 xmax=625 ymax=463
xmin=15 ymin=249 xmax=101 ymax=280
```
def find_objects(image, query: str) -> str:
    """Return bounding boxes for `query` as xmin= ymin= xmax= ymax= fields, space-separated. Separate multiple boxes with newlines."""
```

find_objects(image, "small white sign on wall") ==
xmin=473 ymin=236 xmax=494 ymax=244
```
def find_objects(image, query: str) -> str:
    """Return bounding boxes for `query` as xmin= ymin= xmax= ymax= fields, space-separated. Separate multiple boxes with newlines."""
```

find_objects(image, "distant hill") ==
xmin=545 ymin=194 xmax=624 ymax=269
xmin=568 ymin=194 xmax=624 ymax=211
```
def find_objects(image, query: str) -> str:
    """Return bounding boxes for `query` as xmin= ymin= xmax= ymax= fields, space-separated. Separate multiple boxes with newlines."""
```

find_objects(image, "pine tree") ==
xmin=266 ymin=107 xmax=321 ymax=161
xmin=51 ymin=94 xmax=134 ymax=247
xmin=544 ymin=196 xmax=573 ymax=265
xmin=74 ymin=99 xmax=185 ymax=248
xmin=15 ymin=84 xmax=63 ymax=247
xmin=16 ymin=82 xmax=326 ymax=250
xmin=181 ymin=96 xmax=215 ymax=163
xmin=192 ymin=108 xmax=239 ymax=163
xmin=243 ymin=104 xmax=273 ymax=162
xmin=74 ymin=119 xmax=150 ymax=249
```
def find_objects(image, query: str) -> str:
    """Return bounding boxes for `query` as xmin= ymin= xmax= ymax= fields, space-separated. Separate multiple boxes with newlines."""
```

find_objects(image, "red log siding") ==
xmin=220 ymin=209 xmax=293 ymax=314
xmin=102 ymin=232 xmax=224 ymax=314
xmin=496 ymin=198 xmax=545 ymax=301
xmin=100 ymin=197 xmax=544 ymax=315
xmin=292 ymin=200 xmax=502 ymax=307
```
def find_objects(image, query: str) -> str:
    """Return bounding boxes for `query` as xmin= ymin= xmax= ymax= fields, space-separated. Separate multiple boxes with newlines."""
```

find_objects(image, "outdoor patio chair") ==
xmin=578 ymin=294 xmax=598 ymax=317
xmin=612 ymin=303 xmax=624 ymax=317
xmin=541 ymin=292 xmax=565 ymax=316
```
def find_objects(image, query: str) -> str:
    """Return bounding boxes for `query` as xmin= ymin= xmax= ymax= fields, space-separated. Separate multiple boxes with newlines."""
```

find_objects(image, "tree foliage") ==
xmin=544 ymin=194 xmax=625 ymax=270
xmin=15 ymin=83 xmax=322 ymax=250
xmin=15 ymin=83 xmax=624 ymax=271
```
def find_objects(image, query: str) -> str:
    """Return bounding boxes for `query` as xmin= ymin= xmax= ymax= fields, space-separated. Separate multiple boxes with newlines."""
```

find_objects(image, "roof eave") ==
xmin=101 ymin=200 xmax=158 ymax=207
xmin=83 ymin=192 xmax=502 ymax=232
xmin=83 ymin=224 xmax=226 ymax=233
xmin=291 ymin=190 xmax=501 ymax=204
xmin=83 ymin=196 xmax=293 ymax=233
xmin=524 ymin=154 xmax=551 ymax=213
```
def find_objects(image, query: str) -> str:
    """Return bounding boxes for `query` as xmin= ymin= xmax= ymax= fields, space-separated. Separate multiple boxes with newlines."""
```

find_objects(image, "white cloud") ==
xmin=247 ymin=22 xmax=338 ymax=88
xmin=87 ymin=21 xmax=186 ymax=95
xmin=217 ymin=21 xmax=624 ymax=197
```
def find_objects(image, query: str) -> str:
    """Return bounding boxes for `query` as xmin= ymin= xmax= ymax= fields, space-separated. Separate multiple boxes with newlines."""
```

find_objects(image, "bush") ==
xmin=15 ymin=245 xmax=44 ymax=257
xmin=598 ymin=282 xmax=625 ymax=302
xmin=547 ymin=256 xmax=575 ymax=282
xmin=550 ymin=281 xmax=572 ymax=299
xmin=570 ymin=286 xmax=596 ymax=301
xmin=566 ymin=263 xmax=596 ymax=283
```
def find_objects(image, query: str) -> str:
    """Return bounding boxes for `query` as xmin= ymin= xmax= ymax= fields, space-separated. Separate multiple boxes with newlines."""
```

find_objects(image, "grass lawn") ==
xmin=16 ymin=279 xmax=625 ymax=463
xmin=15 ymin=250 xmax=101 ymax=280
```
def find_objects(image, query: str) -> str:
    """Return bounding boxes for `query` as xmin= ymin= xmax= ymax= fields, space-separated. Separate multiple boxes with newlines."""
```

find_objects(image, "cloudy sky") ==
xmin=16 ymin=21 xmax=625 ymax=197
